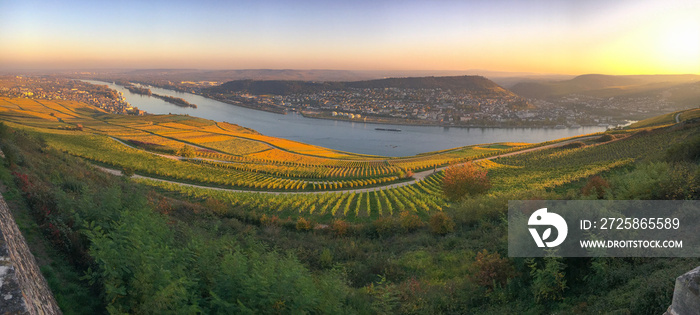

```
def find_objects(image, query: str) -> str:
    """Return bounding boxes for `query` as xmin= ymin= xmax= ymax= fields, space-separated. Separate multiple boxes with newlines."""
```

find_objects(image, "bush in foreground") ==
xmin=428 ymin=212 xmax=455 ymax=235
xmin=442 ymin=163 xmax=491 ymax=202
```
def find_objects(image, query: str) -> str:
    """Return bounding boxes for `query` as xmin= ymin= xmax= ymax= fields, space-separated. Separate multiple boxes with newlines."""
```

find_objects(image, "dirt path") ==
xmin=97 ymin=135 xmax=599 ymax=195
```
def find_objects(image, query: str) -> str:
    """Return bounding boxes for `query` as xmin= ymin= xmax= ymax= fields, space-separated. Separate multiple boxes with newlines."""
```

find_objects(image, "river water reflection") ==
xmin=85 ymin=80 xmax=608 ymax=157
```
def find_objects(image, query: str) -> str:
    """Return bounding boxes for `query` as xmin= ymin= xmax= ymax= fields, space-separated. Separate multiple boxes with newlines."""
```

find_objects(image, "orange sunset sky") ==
xmin=0 ymin=0 xmax=698 ymax=75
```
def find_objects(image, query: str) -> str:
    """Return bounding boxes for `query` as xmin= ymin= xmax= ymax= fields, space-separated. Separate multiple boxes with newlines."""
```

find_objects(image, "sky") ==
xmin=0 ymin=0 xmax=698 ymax=75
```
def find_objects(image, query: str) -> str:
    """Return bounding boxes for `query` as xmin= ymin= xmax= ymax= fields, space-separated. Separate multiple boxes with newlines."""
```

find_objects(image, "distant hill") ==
xmin=510 ymin=74 xmax=700 ymax=99
xmin=663 ymin=81 xmax=700 ymax=108
xmin=63 ymin=68 xmax=572 ymax=84
xmin=346 ymin=76 xmax=512 ymax=94
xmin=207 ymin=75 xmax=516 ymax=97
xmin=208 ymin=80 xmax=333 ymax=95
xmin=119 ymin=69 xmax=368 ymax=82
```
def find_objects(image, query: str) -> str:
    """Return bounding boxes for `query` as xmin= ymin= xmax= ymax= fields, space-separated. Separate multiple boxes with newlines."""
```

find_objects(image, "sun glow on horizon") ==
xmin=654 ymin=18 xmax=700 ymax=73
xmin=0 ymin=0 xmax=698 ymax=75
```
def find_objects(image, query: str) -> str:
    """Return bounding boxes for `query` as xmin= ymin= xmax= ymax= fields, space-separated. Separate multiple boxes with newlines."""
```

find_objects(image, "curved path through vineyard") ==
xmin=97 ymin=135 xmax=600 ymax=195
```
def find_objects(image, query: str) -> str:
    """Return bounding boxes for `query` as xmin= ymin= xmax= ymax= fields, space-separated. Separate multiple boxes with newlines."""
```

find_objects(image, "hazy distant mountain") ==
xmin=114 ymin=69 xmax=370 ymax=82
xmin=346 ymin=76 xmax=514 ymax=95
xmin=487 ymin=74 xmax=576 ymax=89
xmin=66 ymin=68 xmax=572 ymax=85
xmin=208 ymin=80 xmax=336 ymax=95
xmin=510 ymin=74 xmax=700 ymax=99
xmin=659 ymin=81 xmax=700 ymax=108
xmin=207 ymin=75 xmax=516 ymax=97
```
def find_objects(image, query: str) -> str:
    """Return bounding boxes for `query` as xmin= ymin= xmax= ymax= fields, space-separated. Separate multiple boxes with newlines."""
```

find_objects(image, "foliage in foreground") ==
xmin=0 ymin=125 xmax=352 ymax=314
xmin=2 ymin=121 xmax=700 ymax=314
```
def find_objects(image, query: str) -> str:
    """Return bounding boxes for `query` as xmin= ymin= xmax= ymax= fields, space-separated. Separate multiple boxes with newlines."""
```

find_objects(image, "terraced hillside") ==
xmin=3 ymin=94 xmax=699 ymax=314
xmin=0 ymin=97 xmax=526 ymax=193
xmin=2 ymin=95 xmax=678 ymax=226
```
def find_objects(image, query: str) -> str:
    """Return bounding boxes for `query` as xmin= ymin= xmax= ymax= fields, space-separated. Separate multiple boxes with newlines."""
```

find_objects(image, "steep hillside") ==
xmin=511 ymin=74 xmax=700 ymax=98
xmin=91 ymin=69 xmax=368 ymax=82
xmin=207 ymin=80 xmax=336 ymax=95
xmin=207 ymin=75 xmax=516 ymax=97
xmin=5 ymin=109 xmax=699 ymax=314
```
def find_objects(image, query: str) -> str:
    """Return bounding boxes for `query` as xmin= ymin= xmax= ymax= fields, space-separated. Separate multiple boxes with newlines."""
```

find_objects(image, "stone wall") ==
xmin=0 ymin=194 xmax=61 ymax=314
xmin=666 ymin=266 xmax=700 ymax=315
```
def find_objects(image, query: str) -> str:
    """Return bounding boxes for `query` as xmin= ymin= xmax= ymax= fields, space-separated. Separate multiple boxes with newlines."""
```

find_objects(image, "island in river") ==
xmin=124 ymin=83 xmax=197 ymax=108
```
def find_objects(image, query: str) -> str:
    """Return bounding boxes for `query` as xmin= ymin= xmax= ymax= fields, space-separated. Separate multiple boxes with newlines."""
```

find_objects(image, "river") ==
xmin=85 ymin=80 xmax=608 ymax=157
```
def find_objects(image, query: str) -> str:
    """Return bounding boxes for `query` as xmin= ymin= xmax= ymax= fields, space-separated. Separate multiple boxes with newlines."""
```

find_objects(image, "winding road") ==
xmin=97 ymin=136 xmax=599 ymax=195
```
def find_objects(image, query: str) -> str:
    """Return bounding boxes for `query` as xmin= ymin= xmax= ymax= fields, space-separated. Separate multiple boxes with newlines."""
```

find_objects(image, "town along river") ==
xmin=85 ymin=80 xmax=607 ymax=157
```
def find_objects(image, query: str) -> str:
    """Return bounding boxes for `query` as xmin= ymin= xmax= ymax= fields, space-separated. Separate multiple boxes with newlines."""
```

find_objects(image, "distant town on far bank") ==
xmin=4 ymin=69 xmax=699 ymax=129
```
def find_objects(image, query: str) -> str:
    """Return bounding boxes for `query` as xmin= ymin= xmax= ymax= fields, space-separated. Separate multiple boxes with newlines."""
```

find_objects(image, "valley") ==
xmin=0 ymin=75 xmax=698 ymax=314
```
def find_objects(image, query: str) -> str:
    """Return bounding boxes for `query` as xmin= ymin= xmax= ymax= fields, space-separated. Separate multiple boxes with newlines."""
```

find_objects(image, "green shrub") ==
xmin=595 ymin=134 xmax=615 ymax=143
xmin=260 ymin=214 xmax=279 ymax=226
xmin=320 ymin=248 xmax=334 ymax=269
xmin=629 ymin=274 xmax=674 ymax=315
xmin=581 ymin=175 xmax=610 ymax=199
xmin=657 ymin=162 xmax=699 ymax=200
xmin=429 ymin=212 xmax=455 ymax=235
xmin=372 ymin=217 xmax=399 ymax=237
xmin=471 ymin=249 xmax=516 ymax=290
xmin=296 ymin=217 xmax=312 ymax=231
xmin=561 ymin=141 xmax=586 ymax=149
xmin=666 ymin=134 xmax=700 ymax=162
xmin=399 ymin=212 xmax=424 ymax=232
xmin=610 ymin=162 xmax=670 ymax=199
xmin=611 ymin=162 xmax=699 ymax=200
xmin=176 ymin=144 xmax=196 ymax=158
xmin=331 ymin=219 xmax=349 ymax=237
xmin=529 ymin=257 xmax=567 ymax=303
xmin=121 ymin=166 xmax=135 ymax=177
xmin=452 ymin=194 xmax=507 ymax=226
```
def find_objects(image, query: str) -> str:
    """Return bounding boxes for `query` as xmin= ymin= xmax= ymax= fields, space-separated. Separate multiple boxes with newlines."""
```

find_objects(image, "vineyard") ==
xmin=4 ymin=76 xmax=700 ymax=315
xmin=0 ymin=96 xmax=528 ymax=193
xmin=3 ymin=95 xmax=692 ymax=224
xmin=137 ymin=171 xmax=447 ymax=222
xmin=132 ymin=124 xmax=697 ymax=223
xmin=485 ymin=126 xmax=696 ymax=192
xmin=629 ymin=108 xmax=700 ymax=129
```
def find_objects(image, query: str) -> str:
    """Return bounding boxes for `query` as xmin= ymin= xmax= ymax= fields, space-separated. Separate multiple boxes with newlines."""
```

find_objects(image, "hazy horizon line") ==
xmin=2 ymin=67 xmax=699 ymax=78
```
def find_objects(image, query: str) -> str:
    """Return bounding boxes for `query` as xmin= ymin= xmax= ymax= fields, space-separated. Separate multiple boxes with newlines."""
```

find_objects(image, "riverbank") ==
xmin=299 ymin=111 xmax=610 ymax=129
xmin=102 ymin=80 xmax=198 ymax=108
xmin=81 ymin=79 xmax=610 ymax=157
xmin=103 ymin=80 xmax=615 ymax=129
xmin=151 ymin=93 xmax=197 ymax=108
xmin=204 ymin=95 xmax=287 ymax=114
